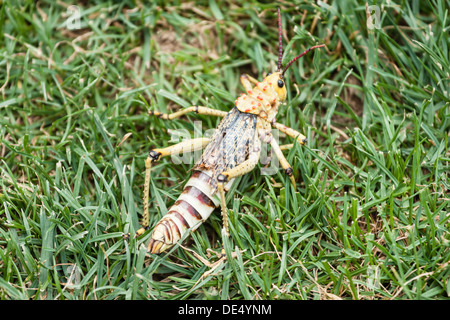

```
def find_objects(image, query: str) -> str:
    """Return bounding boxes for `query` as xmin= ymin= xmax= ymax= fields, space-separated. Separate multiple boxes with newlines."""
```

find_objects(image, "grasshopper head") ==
xmin=271 ymin=8 xmax=325 ymax=102
xmin=263 ymin=72 xmax=287 ymax=102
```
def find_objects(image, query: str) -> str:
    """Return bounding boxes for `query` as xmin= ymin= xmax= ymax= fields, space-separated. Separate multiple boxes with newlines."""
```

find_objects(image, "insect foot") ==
xmin=285 ymin=167 xmax=293 ymax=176
xmin=217 ymin=173 xmax=229 ymax=183
xmin=148 ymin=150 xmax=162 ymax=162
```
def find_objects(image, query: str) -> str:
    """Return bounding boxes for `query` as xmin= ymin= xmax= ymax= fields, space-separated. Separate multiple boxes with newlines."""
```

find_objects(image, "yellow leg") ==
xmin=151 ymin=138 xmax=210 ymax=159
xmin=279 ymin=144 xmax=294 ymax=151
xmin=135 ymin=138 xmax=210 ymax=237
xmin=143 ymin=105 xmax=224 ymax=233
xmin=271 ymin=122 xmax=307 ymax=146
xmin=217 ymin=182 xmax=229 ymax=236
xmin=135 ymin=156 xmax=154 ymax=237
xmin=240 ymin=74 xmax=259 ymax=92
xmin=149 ymin=106 xmax=227 ymax=120
xmin=217 ymin=140 xmax=261 ymax=236
xmin=270 ymin=138 xmax=297 ymax=191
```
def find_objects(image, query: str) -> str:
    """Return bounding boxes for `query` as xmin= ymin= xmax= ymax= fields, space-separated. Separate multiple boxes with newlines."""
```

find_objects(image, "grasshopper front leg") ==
xmin=269 ymin=137 xmax=297 ymax=190
xmin=240 ymin=74 xmax=260 ymax=92
xmin=267 ymin=121 xmax=309 ymax=191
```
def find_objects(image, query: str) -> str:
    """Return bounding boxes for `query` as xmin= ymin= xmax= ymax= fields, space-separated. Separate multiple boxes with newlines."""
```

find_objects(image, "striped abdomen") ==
xmin=147 ymin=169 xmax=221 ymax=254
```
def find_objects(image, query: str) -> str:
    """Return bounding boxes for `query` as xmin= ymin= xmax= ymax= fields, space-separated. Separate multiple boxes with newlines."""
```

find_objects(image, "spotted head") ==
xmin=236 ymin=9 xmax=325 ymax=121
xmin=261 ymin=72 xmax=287 ymax=102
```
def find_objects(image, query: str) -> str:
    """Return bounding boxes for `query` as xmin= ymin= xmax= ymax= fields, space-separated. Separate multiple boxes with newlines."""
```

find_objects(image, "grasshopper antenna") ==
xmin=282 ymin=44 xmax=326 ymax=76
xmin=277 ymin=8 xmax=283 ymax=72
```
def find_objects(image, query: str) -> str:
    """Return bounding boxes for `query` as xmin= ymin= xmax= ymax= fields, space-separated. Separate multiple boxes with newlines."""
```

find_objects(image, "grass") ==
xmin=0 ymin=0 xmax=449 ymax=300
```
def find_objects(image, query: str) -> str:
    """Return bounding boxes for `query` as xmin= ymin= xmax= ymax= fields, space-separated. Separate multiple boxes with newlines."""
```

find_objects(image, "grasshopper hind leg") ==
xmin=133 ymin=138 xmax=211 ymax=244
xmin=214 ymin=148 xmax=260 ymax=264
xmin=135 ymin=153 xmax=158 ymax=237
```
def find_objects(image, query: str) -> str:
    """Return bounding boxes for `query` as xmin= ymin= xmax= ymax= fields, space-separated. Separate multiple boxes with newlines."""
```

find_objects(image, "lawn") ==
xmin=0 ymin=0 xmax=449 ymax=300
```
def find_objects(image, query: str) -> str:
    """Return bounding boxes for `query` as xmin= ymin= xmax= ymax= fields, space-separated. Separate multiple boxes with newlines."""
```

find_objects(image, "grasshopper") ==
xmin=135 ymin=9 xmax=325 ymax=255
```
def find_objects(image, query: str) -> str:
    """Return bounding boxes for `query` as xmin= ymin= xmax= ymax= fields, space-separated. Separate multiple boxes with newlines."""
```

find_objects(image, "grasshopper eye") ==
xmin=277 ymin=79 xmax=284 ymax=88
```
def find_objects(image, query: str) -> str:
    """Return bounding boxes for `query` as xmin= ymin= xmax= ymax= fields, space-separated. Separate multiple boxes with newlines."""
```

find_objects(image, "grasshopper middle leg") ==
xmin=271 ymin=121 xmax=307 ymax=145
xmin=149 ymin=106 xmax=227 ymax=120
xmin=216 ymin=137 xmax=261 ymax=237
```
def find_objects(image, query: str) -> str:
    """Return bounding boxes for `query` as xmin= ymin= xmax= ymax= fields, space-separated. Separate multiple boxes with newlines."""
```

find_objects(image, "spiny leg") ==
xmin=269 ymin=121 xmax=309 ymax=190
xmin=149 ymin=106 xmax=227 ymax=120
xmin=271 ymin=121 xmax=307 ymax=146
xmin=214 ymin=148 xmax=259 ymax=261
xmin=270 ymin=137 xmax=297 ymax=191
xmin=135 ymin=138 xmax=211 ymax=237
